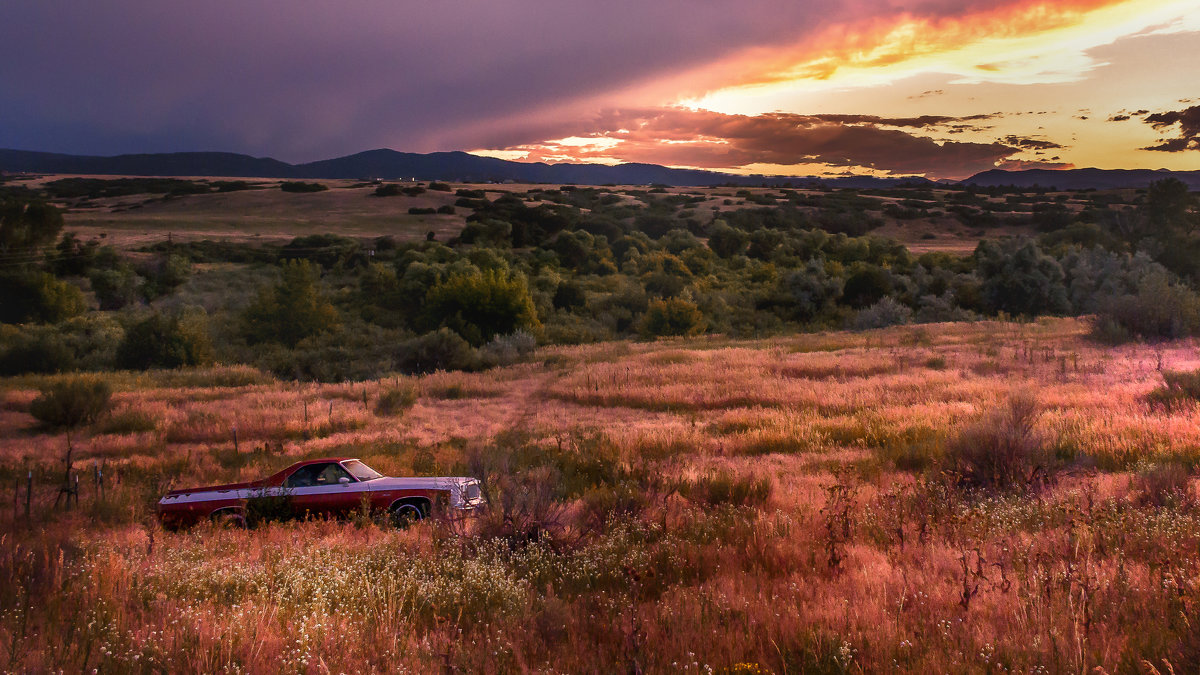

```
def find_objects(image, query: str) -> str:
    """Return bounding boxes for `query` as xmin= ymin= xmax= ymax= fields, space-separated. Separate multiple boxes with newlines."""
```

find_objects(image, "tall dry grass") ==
xmin=1 ymin=318 xmax=1199 ymax=671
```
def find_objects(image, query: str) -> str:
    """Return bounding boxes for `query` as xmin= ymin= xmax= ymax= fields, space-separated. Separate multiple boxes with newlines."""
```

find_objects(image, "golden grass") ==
xmin=3 ymin=317 xmax=1200 ymax=672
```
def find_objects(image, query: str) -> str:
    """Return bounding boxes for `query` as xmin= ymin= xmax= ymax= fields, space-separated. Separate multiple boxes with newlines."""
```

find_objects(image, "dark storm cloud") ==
xmin=809 ymin=113 xmax=998 ymax=129
xmin=0 ymin=0 xmax=1058 ymax=162
xmin=1001 ymin=135 xmax=1065 ymax=150
xmin=1141 ymin=105 xmax=1200 ymax=152
xmin=0 ymin=0 xmax=843 ymax=159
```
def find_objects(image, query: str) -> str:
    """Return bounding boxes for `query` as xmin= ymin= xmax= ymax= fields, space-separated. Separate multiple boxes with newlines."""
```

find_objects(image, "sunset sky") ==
xmin=1 ymin=0 xmax=1197 ymax=179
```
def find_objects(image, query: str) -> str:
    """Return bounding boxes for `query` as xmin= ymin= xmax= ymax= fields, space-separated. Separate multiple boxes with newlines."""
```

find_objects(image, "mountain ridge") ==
xmin=3 ymin=147 xmax=1199 ymax=189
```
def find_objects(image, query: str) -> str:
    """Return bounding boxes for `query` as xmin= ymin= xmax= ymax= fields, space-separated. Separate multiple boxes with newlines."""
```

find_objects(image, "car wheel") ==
xmin=211 ymin=510 xmax=247 ymax=528
xmin=391 ymin=503 xmax=424 ymax=528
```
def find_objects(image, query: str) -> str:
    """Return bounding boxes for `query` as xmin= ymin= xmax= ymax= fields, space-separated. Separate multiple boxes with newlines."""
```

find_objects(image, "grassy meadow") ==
xmin=3 ymin=317 xmax=1200 ymax=672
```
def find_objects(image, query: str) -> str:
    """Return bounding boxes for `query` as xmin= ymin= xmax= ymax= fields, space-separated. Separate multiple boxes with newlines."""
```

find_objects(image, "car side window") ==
xmin=285 ymin=463 xmax=354 ymax=488
xmin=286 ymin=463 xmax=329 ymax=488
xmin=317 ymin=464 xmax=353 ymax=485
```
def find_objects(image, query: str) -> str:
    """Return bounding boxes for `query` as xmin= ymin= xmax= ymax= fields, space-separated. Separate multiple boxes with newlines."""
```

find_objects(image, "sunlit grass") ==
xmin=3 ymin=317 xmax=1200 ymax=671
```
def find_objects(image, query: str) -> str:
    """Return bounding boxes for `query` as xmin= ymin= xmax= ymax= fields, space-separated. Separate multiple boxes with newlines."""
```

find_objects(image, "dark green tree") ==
xmin=116 ymin=312 xmax=213 ymax=369
xmin=639 ymin=297 xmax=706 ymax=337
xmin=420 ymin=269 xmax=540 ymax=346
xmin=0 ymin=271 xmax=85 ymax=324
xmin=707 ymin=221 xmax=749 ymax=258
xmin=242 ymin=260 xmax=340 ymax=347
xmin=0 ymin=198 xmax=63 ymax=255
xmin=975 ymin=239 xmax=1070 ymax=316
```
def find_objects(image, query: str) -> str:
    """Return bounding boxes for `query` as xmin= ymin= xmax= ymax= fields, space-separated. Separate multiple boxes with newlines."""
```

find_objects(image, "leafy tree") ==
xmin=48 ymin=233 xmax=101 ymax=277
xmin=640 ymin=297 xmax=706 ymax=337
xmin=975 ymin=239 xmax=1069 ymax=316
xmin=553 ymin=280 xmax=587 ymax=310
xmin=139 ymin=254 xmax=191 ymax=299
xmin=1142 ymin=178 xmax=1196 ymax=236
xmin=842 ymin=264 xmax=893 ymax=309
xmin=421 ymin=269 xmax=540 ymax=346
xmin=1094 ymin=270 xmax=1200 ymax=341
xmin=0 ymin=331 xmax=76 ymax=375
xmin=707 ymin=221 xmax=749 ymax=258
xmin=90 ymin=265 xmax=141 ymax=310
xmin=242 ymin=260 xmax=340 ymax=347
xmin=0 ymin=271 xmax=85 ymax=324
xmin=358 ymin=262 xmax=407 ymax=327
xmin=116 ymin=311 xmax=213 ymax=369
xmin=0 ymin=198 xmax=63 ymax=255
xmin=777 ymin=258 xmax=843 ymax=321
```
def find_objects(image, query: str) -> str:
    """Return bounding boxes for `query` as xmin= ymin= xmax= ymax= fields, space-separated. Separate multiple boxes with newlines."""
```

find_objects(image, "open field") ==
xmin=2 ymin=173 xmax=1052 ymax=253
xmin=3 ymin=318 xmax=1200 ymax=672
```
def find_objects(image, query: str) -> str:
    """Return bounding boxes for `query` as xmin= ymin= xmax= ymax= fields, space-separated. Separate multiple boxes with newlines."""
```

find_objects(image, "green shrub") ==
xmin=679 ymin=471 xmax=772 ymax=508
xmin=116 ymin=311 xmax=213 ymax=370
xmin=1147 ymin=369 xmax=1200 ymax=408
xmin=421 ymin=269 xmax=541 ymax=346
xmin=397 ymin=329 xmax=479 ymax=374
xmin=427 ymin=182 xmax=452 ymax=192
xmin=96 ymin=407 xmax=158 ymax=435
xmin=279 ymin=181 xmax=327 ymax=193
xmin=373 ymin=383 xmax=419 ymax=416
xmin=29 ymin=376 xmax=112 ymax=429
xmin=0 ymin=332 xmax=76 ymax=374
xmin=90 ymin=265 xmax=141 ymax=310
xmin=139 ymin=254 xmax=191 ymax=299
xmin=0 ymin=271 xmax=86 ymax=323
xmin=0 ymin=197 xmax=64 ymax=252
xmin=1093 ymin=270 xmax=1200 ymax=342
xmin=242 ymin=260 xmax=339 ymax=347
xmin=639 ymin=297 xmax=705 ymax=338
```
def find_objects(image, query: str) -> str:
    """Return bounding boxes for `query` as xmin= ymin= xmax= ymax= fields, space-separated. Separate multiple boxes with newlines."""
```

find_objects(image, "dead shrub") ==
xmin=467 ymin=445 xmax=569 ymax=548
xmin=1135 ymin=462 xmax=1195 ymax=508
xmin=945 ymin=392 xmax=1053 ymax=492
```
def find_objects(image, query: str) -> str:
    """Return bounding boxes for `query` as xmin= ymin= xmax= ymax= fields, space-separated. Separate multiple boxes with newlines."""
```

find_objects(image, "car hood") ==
xmin=367 ymin=476 xmax=476 ymax=491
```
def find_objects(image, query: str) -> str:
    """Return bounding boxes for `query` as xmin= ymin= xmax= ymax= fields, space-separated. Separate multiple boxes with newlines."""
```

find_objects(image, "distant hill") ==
xmin=0 ymin=149 xmax=295 ymax=179
xmin=0 ymin=147 xmax=933 ymax=188
xmin=964 ymin=168 xmax=1200 ymax=190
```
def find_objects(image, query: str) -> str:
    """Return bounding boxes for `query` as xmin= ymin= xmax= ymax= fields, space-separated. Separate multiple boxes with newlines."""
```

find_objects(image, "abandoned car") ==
xmin=157 ymin=457 xmax=484 ymax=528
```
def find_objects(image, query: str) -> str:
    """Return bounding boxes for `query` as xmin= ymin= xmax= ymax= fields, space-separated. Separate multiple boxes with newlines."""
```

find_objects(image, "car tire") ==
xmin=390 ymin=503 xmax=424 ymax=528
xmin=211 ymin=510 xmax=247 ymax=528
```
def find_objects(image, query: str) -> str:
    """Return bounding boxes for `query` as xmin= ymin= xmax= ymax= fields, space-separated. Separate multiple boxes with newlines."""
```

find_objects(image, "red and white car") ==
xmin=157 ymin=457 xmax=484 ymax=528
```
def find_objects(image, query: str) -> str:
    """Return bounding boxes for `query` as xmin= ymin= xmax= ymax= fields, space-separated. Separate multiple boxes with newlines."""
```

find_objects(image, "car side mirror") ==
xmin=339 ymin=477 xmax=351 ymax=485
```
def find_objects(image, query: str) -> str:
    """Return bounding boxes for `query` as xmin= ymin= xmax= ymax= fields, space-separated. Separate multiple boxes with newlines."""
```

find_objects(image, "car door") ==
xmin=284 ymin=462 xmax=363 ymax=518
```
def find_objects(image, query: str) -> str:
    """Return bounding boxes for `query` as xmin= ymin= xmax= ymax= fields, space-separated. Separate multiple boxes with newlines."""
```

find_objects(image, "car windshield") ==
xmin=341 ymin=460 xmax=383 ymax=481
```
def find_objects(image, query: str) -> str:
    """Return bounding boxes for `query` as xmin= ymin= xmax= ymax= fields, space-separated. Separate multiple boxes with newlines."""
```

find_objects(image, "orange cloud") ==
xmin=484 ymin=108 xmax=1021 ymax=179
xmin=681 ymin=0 xmax=1194 ymax=111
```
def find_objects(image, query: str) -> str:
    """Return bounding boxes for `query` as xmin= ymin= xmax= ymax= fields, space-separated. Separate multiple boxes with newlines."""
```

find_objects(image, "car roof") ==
xmin=267 ymin=457 xmax=358 ymax=480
